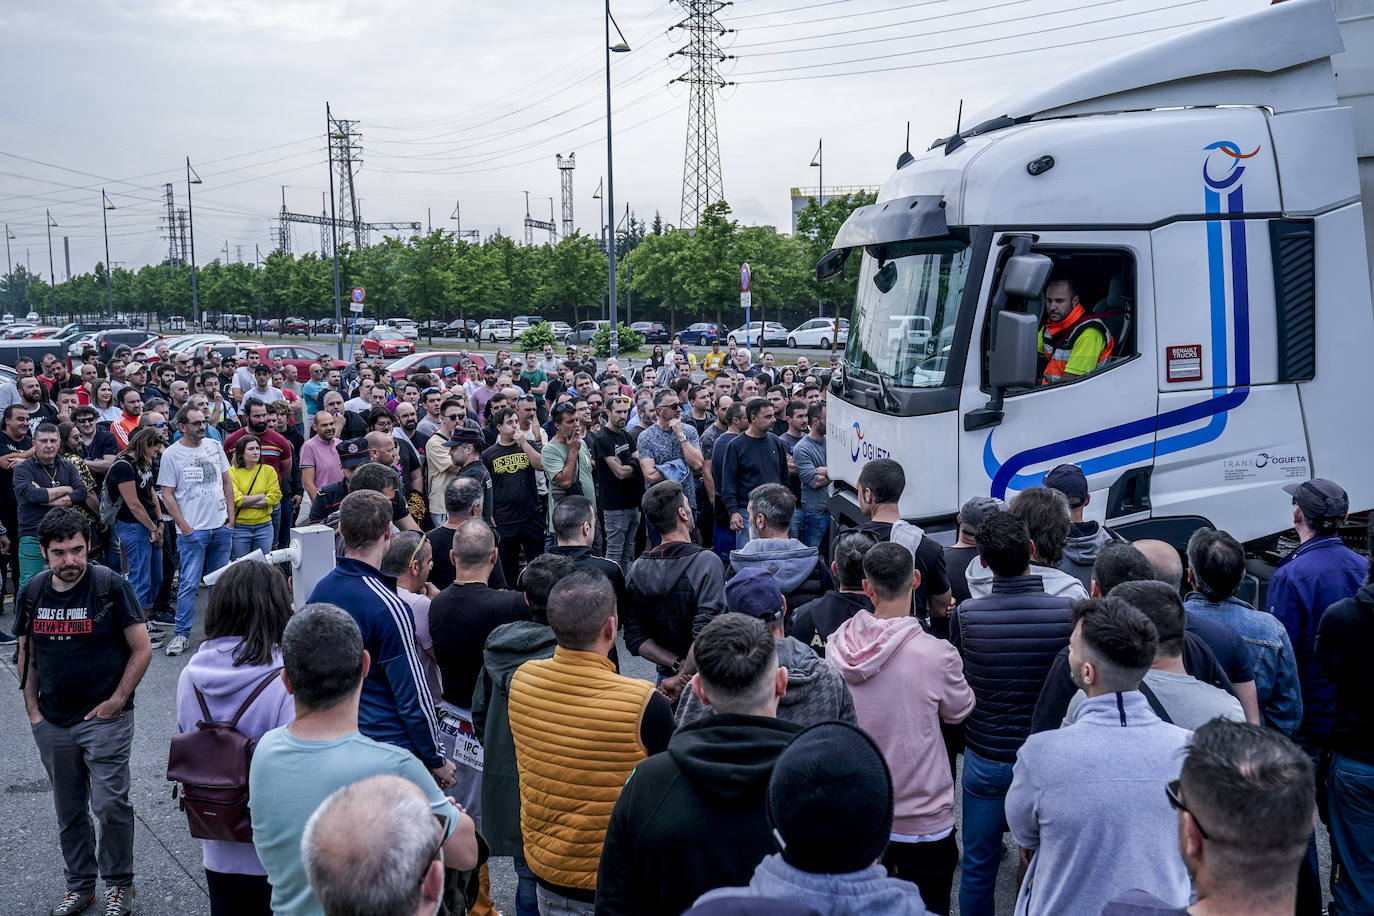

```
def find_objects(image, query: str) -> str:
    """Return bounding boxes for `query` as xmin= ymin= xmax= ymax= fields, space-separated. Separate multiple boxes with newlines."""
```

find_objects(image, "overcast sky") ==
xmin=0 ymin=0 xmax=1264 ymax=279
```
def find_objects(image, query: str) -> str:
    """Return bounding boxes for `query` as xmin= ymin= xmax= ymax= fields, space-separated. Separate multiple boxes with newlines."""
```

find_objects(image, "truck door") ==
xmin=959 ymin=231 xmax=1158 ymax=524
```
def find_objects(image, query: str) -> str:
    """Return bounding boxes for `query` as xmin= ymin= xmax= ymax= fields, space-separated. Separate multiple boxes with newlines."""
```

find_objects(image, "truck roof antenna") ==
xmin=897 ymin=121 xmax=915 ymax=169
xmin=956 ymin=99 xmax=963 ymax=135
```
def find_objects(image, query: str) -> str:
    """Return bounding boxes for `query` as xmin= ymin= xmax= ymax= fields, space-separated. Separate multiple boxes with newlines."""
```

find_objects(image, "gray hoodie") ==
xmin=675 ymin=635 xmax=858 ymax=728
xmin=695 ymin=853 xmax=928 ymax=915
xmin=1006 ymin=690 xmax=1192 ymax=916
xmin=1059 ymin=521 xmax=1118 ymax=592
xmin=965 ymin=556 xmax=1088 ymax=602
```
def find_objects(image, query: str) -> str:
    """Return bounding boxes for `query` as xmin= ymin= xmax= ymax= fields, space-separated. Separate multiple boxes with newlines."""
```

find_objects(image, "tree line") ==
xmin=0 ymin=192 xmax=874 ymax=333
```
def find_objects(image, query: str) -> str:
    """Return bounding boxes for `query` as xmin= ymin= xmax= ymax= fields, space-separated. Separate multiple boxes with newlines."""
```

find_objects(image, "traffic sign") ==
xmin=351 ymin=286 xmax=366 ymax=303
xmin=741 ymin=290 xmax=752 ymax=310
xmin=349 ymin=302 xmax=365 ymax=314
xmin=740 ymin=263 xmax=751 ymax=291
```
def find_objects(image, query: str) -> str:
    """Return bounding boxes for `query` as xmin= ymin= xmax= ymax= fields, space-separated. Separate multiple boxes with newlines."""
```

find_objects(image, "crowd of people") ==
xmin=3 ymin=335 xmax=1372 ymax=916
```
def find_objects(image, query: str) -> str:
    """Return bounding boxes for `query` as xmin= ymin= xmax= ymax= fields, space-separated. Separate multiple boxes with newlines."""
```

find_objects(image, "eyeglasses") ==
xmin=76 ymin=417 xmax=97 ymax=424
xmin=1165 ymin=779 xmax=1212 ymax=841
xmin=407 ymin=537 xmax=427 ymax=570
xmin=443 ymin=413 xmax=463 ymax=422
xmin=552 ymin=403 xmax=577 ymax=417
xmin=152 ymin=422 xmax=168 ymax=429
xmin=415 ymin=813 xmax=447 ymax=888
xmin=657 ymin=402 xmax=681 ymax=411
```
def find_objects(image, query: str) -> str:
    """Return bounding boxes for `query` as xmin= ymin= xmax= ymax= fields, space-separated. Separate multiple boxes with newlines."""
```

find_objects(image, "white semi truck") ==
xmin=822 ymin=0 xmax=1374 ymax=550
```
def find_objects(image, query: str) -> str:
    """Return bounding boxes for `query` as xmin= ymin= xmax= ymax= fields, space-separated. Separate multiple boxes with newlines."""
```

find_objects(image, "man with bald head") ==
xmin=303 ymin=774 xmax=458 ymax=916
xmin=1134 ymin=538 xmax=1260 ymax=725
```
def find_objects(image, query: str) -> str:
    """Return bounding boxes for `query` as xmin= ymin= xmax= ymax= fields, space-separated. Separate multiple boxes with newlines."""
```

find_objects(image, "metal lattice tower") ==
xmin=176 ymin=210 xmax=190 ymax=266
xmin=161 ymin=184 xmax=181 ymax=267
xmin=557 ymin=154 xmax=576 ymax=238
xmin=523 ymin=191 xmax=556 ymax=246
xmin=328 ymin=113 xmax=365 ymax=249
xmin=274 ymin=189 xmax=419 ymax=257
xmin=671 ymin=0 xmax=731 ymax=229
xmin=277 ymin=187 xmax=293 ymax=255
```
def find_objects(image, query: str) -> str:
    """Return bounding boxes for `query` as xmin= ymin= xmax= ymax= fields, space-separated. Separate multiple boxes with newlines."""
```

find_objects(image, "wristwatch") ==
xmin=670 ymin=657 xmax=683 ymax=673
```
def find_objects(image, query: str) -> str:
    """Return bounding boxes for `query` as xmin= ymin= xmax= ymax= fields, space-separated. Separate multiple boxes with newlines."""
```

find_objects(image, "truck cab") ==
xmin=824 ymin=0 xmax=1374 ymax=547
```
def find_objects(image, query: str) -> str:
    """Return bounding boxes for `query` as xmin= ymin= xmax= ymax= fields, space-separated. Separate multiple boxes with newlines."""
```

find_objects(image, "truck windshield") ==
xmin=844 ymin=236 xmax=971 ymax=387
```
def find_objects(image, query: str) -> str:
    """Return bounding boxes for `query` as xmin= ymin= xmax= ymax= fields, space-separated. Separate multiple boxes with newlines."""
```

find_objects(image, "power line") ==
xmin=736 ymin=14 xmax=1219 ymax=82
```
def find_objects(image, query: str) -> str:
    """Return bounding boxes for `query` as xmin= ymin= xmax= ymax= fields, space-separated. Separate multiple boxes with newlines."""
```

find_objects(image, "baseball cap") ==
xmin=125 ymin=362 xmax=145 ymax=374
xmin=959 ymin=495 xmax=1006 ymax=532
xmin=336 ymin=437 xmax=369 ymax=469
xmin=253 ymin=364 xmax=271 ymax=375
xmin=724 ymin=568 xmax=786 ymax=623
xmin=443 ymin=427 xmax=484 ymax=448
xmin=1284 ymin=478 xmax=1348 ymax=521
xmin=443 ymin=366 xmax=458 ymax=376
xmin=1043 ymin=464 xmax=1089 ymax=506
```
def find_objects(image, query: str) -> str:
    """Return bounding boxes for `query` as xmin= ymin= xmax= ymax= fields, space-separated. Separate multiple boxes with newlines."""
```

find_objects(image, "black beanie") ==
xmin=765 ymin=721 xmax=893 ymax=874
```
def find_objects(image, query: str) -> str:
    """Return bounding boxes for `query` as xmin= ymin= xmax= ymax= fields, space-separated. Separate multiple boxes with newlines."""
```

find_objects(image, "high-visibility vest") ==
xmin=1039 ymin=304 xmax=1114 ymax=384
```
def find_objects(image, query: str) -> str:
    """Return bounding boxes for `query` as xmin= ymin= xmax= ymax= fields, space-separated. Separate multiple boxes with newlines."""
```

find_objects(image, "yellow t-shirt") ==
xmin=702 ymin=350 xmax=725 ymax=378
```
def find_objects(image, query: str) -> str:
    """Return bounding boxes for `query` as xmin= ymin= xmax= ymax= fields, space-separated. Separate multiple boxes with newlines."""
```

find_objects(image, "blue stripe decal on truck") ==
xmin=984 ymin=142 xmax=1253 ymax=497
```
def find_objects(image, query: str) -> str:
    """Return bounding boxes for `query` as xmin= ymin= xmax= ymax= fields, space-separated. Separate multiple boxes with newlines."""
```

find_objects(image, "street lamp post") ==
xmin=4 ymin=224 xmax=13 ymax=315
xmin=102 ymin=190 xmax=115 ymax=320
xmin=810 ymin=139 xmax=823 ymax=319
xmin=605 ymin=2 xmax=630 ymax=356
xmin=45 ymin=210 xmax=57 ymax=320
xmin=187 ymin=158 xmax=202 ymax=329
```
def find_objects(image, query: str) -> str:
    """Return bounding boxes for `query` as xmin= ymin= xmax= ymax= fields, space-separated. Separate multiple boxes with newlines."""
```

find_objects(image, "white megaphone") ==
xmin=200 ymin=525 xmax=337 ymax=608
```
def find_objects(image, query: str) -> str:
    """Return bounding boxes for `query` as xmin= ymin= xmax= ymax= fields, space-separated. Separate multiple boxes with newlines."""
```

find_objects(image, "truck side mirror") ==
xmin=988 ymin=311 xmax=1040 ymax=389
xmin=965 ymin=310 xmax=1040 ymax=431
xmin=815 ymin=249 xmax=848 ymax=281
xmin=1000 ymin=253 xmax=1053 ymax=299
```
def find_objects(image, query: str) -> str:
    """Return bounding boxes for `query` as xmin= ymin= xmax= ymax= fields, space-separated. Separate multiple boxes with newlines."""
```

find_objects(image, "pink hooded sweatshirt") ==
xmin=828 ymin=610 xmax=975 ymax=836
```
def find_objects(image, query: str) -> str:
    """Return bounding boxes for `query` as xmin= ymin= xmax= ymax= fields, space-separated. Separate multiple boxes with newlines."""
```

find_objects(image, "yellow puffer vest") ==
xmin=508 ymin=646 xmax=656 ymax=890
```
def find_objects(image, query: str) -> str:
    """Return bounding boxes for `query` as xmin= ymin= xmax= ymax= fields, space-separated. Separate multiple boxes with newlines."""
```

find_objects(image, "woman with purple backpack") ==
xmin=173 ymin=560 xmax=294 ymax=916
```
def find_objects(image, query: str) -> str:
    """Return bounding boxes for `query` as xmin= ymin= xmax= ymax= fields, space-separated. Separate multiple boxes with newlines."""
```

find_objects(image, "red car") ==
xmin=242 ymin=343 xmax=329 ymax=378
xmin=360 ymin=329 xmax=414 ymax=359
xmin=386 ymin=350 xmax=488 ymax=383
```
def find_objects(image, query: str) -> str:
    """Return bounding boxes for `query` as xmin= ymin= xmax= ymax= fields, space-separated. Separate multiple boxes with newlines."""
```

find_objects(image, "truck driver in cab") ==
xmin=1038 ymin=276 xmax=1114 ymax=384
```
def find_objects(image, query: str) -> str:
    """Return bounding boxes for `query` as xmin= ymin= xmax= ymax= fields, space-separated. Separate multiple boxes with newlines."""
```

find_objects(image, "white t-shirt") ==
xmin=158 ymin=438 xmax=230 ymax=530
xmin=231 ymin=366 xmax=257 ymax=398
xmin=240 ymin=385 xmax=285 ymax=411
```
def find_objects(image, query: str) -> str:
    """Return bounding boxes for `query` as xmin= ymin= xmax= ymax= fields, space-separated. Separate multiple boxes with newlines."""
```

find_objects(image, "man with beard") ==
xmin=16 ymin=509 xmax=150 ymax=916
xmin=270 ymin=400 xmax=305 ymax=543
xmin=300 ymin=410 xmax=343 ymax=502
xmin=223 ymin=399 xmax=294 ymax=547
xmin=17 ymin=375 xmax=57 ymax=434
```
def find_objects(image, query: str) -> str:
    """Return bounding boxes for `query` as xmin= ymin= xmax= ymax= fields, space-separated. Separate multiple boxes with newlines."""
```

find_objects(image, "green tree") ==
xmin=624 ymin=230 xmax=687 ymax=330
xmin=677 ymin=201 xmax=740 ymax=329
xmin=398 ymin=231 xmax=456 ymax=326
xmin=794 ymin=190 xmax=876 ymax=326
xmin=540 ymin=232 xmax=606 ymax=326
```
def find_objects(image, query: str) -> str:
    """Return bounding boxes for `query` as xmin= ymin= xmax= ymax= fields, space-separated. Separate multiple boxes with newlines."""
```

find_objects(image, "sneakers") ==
xmin=102 ymin=885 xmax=134 ymax=916
xmin=0 ymin=630 xmax=16 ymax=645
xmin=50 ymin=889 xmax=94 ymax=915
xmin=146 ymin=612 xmax=174 ymax=630
xmin=145 ymin=625 xmax=166 ymax=650
xmin=165 ymin=634 xmax=189 ymax=656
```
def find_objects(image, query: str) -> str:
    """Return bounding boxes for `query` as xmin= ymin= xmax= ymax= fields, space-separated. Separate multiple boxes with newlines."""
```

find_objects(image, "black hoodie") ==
xmin=1317 ymin=581 xmax=1374 ymax=765
xmin=595 ymin=714 xmax=803 ymax=916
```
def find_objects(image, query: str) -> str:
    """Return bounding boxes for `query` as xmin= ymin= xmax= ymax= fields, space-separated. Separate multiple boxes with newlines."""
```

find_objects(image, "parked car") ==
xmin=89 ymin=330 xmax=160 ymax=362
xmin=386 ymin=350 xmax=488 ymax=382
xmin=480 ymin=319 xmax=514 ymax=342
xmin=313 ymin=318 xmax=341 ymax=335
xmin=631 ymin=321 xmax=670 ymax=344
xmin=442 ymin=318 xmax=477 ymax=339
xmin=549 ymin=321 xmax=573 ymax=342
xmin=728 ymin=321 xmax=788 ymax=348
xmin=284 ymin=317 xmax=310 ymax=335
xmin=351 ymin=317 xmax=377 ymax=334
xmin=18 ymin=326 xmax=64 ymax=339
xmin=674 ymin=322 xmax=720 ymax=346
xmin=360 ymin=328 xmax=414 ymax=358
xmin=133 ymin=334 xmax=233 ymax=363
xmin=513 ymin=314 xmax=544 ymax=327
xmin=381 ymin=318 xmax=420 ymax=340
xmin=240 ymin=344 xmax=329 ymax=378
xmin=569 ymin=320 xmax=608 ymax=346
xmin=1 ymin=325 xmax=40 ymax=339
xmin=786 ymin=317 xmax=848 ymax=350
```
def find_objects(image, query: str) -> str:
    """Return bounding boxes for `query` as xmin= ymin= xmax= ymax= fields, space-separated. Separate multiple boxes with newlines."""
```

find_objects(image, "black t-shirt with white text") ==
xmin=20 ymin=570 xmax=144 ymax=727
xmin=105 ymin=457 xmax=158 ymax=525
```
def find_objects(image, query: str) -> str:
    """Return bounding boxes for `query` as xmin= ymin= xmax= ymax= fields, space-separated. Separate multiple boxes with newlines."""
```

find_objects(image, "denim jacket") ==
xmin=1184 ymin=592 xmax=1303 ymax=736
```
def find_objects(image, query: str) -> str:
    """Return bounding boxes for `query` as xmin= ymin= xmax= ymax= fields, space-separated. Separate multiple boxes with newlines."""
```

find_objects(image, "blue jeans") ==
xmin=512 ymin=855 xmax=539 ymax=916
xmin=115 ymin=521 xmax=162 ymax=612
xmin=797 ymin=510 xmax=829 ymax=548
xmin=959 ymin=748 xmax=1017 ymax=916
xmin=175 ymin=526 xmax=231 ymax=637
xmin=231 ymin=520 xmax=275 ymax=560
xmin=1329 ymin=752 xmax=1374 ymax=914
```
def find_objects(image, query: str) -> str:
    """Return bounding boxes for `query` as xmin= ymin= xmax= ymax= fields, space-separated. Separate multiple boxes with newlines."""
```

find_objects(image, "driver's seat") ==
xmin=1093 ymin=275 xmax=1131 ymax=356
